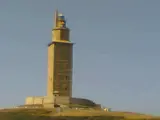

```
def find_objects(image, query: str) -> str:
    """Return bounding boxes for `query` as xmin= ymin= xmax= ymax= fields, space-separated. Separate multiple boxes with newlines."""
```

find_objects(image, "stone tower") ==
xmin=25 ymin=10 xmax=97 ymax=107
xmin=47 ymin=10 xmax=73 ymax=98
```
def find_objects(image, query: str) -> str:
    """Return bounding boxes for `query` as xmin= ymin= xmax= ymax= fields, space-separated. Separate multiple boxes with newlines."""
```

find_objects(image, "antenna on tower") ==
xmin=54 ymin=9 xmax=58 ymax=28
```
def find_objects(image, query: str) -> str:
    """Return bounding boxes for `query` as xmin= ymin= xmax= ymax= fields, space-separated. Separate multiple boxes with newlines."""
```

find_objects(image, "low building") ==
xmin=25 ymin=96 xmax=100 ymax=108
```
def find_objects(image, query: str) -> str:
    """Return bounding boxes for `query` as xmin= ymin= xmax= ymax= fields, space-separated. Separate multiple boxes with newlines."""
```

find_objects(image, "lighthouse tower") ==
xmin=47 ymin=10 xmax=73 ymax=98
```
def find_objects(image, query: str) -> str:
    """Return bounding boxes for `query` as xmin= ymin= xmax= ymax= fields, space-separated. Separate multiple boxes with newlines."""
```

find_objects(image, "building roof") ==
xmin=70 ymin=97 xmax=96 ymax=107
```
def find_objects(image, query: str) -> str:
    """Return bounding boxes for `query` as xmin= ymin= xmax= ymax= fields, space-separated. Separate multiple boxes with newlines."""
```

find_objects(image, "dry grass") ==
xmin=0 ymin=108 xmax=159 ymax=120
xmin=53 ymin=109 xmax=155 ymax=119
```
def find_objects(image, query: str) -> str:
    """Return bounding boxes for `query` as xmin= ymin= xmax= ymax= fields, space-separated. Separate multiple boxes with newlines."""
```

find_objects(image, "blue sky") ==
xmin=0 ymin=0 xmax=160 ymax=115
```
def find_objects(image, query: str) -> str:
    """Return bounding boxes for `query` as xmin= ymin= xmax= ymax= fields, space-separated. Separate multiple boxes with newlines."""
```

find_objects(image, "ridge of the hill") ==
xmin=0 ymin=108 xmax=159 ymax=120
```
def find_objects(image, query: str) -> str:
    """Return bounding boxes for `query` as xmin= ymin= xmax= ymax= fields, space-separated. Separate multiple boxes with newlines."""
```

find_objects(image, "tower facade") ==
xmin=47 ymin=10 xmax=73 ymax=98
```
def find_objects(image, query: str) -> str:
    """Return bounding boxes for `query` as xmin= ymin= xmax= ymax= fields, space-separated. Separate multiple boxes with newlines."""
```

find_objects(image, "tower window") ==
xmin=66 ymin=76 xmax=69 ymax=80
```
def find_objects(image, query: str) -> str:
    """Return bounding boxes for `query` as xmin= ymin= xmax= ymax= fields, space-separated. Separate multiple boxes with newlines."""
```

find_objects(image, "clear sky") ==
xmin=0 ymin=0 xmax=160 ymax=115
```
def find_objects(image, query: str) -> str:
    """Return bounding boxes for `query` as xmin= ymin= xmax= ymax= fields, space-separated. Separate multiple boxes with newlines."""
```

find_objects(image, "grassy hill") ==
xmin=0 ymin=108 xmax=159 ymax=120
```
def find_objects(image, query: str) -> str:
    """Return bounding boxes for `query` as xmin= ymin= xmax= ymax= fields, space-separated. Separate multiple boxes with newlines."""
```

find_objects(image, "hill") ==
xmin=0 ymin=108 xmax=159 ymax=120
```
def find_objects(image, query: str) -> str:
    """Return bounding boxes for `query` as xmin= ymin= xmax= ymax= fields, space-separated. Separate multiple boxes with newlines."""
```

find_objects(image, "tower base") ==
xmin=25 ymin=96 xmax=70 ymax=108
